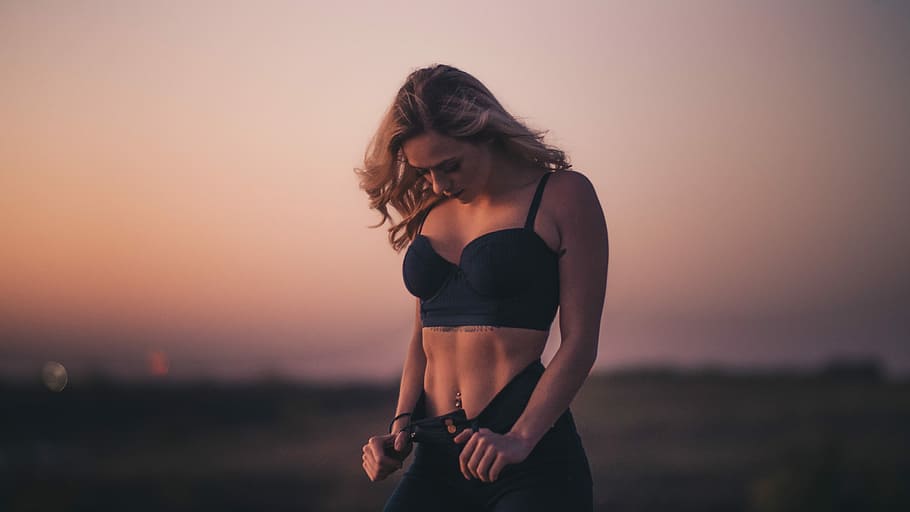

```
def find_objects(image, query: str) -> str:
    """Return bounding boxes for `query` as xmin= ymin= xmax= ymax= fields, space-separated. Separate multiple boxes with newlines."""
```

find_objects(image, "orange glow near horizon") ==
xmin=148 ymin=351 xmax=170 ymax=377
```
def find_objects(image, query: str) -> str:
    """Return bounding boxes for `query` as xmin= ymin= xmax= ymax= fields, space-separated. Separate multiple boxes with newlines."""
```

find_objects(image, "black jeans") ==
xmin=384 ymin=360 xmax=593 ymax=512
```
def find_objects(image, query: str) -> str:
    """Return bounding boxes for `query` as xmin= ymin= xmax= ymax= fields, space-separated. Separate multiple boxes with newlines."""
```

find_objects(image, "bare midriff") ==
xmin=421 ymin=326 xmax=549 ymax=419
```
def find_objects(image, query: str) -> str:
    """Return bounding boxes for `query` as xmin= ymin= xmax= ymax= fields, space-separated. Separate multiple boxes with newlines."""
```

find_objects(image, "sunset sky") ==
xmin=2 ymin=0 xmax=908 ymax=381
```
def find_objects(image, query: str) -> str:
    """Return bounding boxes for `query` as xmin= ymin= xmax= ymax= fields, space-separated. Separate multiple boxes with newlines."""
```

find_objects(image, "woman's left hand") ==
xmin=452 ymin=428 xmax=534 ymax=482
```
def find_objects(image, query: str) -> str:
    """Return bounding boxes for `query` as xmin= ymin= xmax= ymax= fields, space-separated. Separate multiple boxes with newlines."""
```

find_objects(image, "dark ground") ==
xmin=2 ymin=367 xmax=909 ymax=511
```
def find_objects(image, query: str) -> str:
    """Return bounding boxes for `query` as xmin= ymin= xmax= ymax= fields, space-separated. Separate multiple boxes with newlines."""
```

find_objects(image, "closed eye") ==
xmin=411 ymin=158 xmax=460 ymax=179
xmin=442 ymin=161 xmax=461 ymax=174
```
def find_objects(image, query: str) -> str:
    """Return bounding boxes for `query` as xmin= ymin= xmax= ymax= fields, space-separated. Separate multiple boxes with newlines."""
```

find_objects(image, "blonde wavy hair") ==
xmin=356 ymin=64 xmax=571 ymax=251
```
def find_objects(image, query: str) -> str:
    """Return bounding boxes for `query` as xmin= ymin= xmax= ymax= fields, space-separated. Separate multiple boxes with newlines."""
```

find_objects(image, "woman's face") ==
xmin=401 ymin=130 xmax=492 ymax=203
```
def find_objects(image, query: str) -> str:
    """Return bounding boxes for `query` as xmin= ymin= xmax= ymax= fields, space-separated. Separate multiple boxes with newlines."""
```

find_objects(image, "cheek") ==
xmin=471 ymin=150 xmax=493 ymax=178
xmin=460 ymin=158 xmax=482 ymax=184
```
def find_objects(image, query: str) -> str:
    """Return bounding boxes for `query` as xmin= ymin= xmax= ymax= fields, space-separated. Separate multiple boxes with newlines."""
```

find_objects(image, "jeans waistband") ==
xmin=409 ymin=359 xmax=545 ymax=444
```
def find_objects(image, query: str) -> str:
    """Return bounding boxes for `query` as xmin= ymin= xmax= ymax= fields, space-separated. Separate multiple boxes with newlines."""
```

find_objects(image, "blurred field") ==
xmin=2 ymin=367 xmax=908 ymax=511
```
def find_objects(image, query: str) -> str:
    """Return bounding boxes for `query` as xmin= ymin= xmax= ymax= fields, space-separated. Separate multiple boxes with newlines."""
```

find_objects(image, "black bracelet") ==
xmin=388 ymin=412 xmax=412 ymax=434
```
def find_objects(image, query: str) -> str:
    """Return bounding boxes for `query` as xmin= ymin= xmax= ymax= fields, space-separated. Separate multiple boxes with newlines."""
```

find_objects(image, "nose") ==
xmin=429 ymin=171 xmax=451 ymax=196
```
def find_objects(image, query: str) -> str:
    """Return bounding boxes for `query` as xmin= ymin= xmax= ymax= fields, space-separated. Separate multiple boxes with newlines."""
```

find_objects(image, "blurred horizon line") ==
xmin=0 ymin=353 xmax=899 ymax=386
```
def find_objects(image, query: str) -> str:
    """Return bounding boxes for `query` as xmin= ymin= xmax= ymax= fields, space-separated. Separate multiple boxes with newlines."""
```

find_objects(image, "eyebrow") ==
xmin=410 ymin=157 xmax=458 ymax=172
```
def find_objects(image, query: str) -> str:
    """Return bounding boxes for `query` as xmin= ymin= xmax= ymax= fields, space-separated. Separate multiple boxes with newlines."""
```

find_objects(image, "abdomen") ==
xmin=421 ymin=327 xmax=548 ymax=418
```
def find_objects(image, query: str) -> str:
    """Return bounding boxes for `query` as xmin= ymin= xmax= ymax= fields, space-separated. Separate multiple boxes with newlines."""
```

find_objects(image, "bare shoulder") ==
xmin=537 ymin=170 xmax=606 ymax=253
xmin=544 ymin=170 xmax=603 ymax=217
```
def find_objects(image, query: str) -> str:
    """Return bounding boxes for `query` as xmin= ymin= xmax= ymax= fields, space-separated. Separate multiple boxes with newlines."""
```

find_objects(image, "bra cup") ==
xmin=403 ymin=238 xmax=454 ymax=300
xmin=462 ymin=236 xmax=537 ymax=298
xmin=401 ymin=172 xmax=561 ymax=331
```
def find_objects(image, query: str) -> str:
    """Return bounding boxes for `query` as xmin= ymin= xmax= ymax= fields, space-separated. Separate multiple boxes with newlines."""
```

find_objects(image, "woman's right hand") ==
xmin=362 ymin=431 xmax=412 ymax=481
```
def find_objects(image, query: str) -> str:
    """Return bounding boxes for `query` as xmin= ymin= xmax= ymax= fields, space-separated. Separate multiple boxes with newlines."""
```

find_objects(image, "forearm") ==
xmin=391 ymin=332 xmax=426 ymax=432
xmin=508 ymin=339 xmax=597 ymax=447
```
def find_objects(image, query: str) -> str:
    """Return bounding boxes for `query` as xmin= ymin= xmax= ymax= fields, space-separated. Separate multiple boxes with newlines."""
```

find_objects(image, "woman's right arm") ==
xmin=362 ymin=299 xmax=425 ymax=481
xmin=391 ymin=299 xmax=427 ymax=432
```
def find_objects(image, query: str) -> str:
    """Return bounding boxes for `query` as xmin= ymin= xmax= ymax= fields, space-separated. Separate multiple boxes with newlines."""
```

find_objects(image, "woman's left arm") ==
xmin=455 ymin=170 xmax=609 ymax=481
xmin=510 ymin=169 xmax=608 ymax=442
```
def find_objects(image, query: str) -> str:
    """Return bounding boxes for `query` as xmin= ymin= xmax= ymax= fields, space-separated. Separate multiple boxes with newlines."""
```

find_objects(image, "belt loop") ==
xmin=471 ymin=419 xmax=479 ymax=433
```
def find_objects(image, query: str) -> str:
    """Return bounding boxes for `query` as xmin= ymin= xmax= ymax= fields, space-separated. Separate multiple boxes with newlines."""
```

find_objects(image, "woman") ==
xmin=357 ymin=64 xmax=608 ymax=511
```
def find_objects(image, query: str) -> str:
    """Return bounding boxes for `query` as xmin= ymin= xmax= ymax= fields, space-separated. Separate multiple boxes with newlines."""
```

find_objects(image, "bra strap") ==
xmin=417 ymin=198 xmax=442 ymax=234
xmin=524 ymin=172 xmax=552 ymax=229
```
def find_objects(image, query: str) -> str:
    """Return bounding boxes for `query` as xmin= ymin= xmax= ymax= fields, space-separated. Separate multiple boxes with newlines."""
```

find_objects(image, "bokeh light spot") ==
xmin=42 ymin=361 xmax=68 ymax=392
xmin=148 ymin=350 xmax=170 ymax=377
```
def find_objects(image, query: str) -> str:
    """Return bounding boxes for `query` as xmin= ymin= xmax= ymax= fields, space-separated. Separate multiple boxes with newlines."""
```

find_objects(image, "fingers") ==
xmin=369 ymin=436 xmax=399 ymax=465
xmin=453 ymin=428 xmax=472 ymax=444
xmin=362 ymin=436 xmax=403 ymax=482
xmin=474 ymin=447 xmax=497 ymax=482
xmin=363 ymin=458 xmax=398 ymax=481
xmin=458 ymin=431 xmax=477 ymax=479
xmin=362 ymin=446 xmax=382 ymax=481
xmin=368 ymin=435 xmax=388 ymax=454
xmin=457 ymin=429 xmax=512 ymax=482
xmin=466 ymin=434 xmax=491 ymax=481
xmin=362 ymin=449 xmax=381 ymax=481
xmin=459 ymin=428 xmax=493 ymax=480
xmin=362 ymin=450 xmax=400 ymax=481
xmin=489 ymin=454 xmax=508 ymax=482
xmin=372 ymin=427 xmax=517 ymax=483
xmin=466 ymin=440 xmax=485 ymax=480
xmin=362 ymin=442 xmax=381 ymax=481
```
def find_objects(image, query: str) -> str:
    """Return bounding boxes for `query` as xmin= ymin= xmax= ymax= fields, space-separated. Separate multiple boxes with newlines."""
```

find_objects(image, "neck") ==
xmin=474 ymin=152 xmax=536 ymax=205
